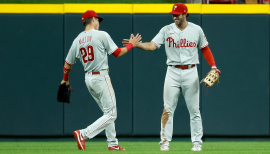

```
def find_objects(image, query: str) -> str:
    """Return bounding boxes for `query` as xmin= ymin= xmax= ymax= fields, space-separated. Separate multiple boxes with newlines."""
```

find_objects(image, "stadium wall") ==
xmin=0 ymin=4 xmax=269 ymax=137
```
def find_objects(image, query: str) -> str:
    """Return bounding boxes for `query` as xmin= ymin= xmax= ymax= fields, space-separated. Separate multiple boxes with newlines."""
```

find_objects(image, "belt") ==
xmin=86 ymin=71 xmax=100 ymax=75
xmin=85 ymin=70 xmax=108 ymax=75
xmin=169 ymin=64 xmax=195 ymax=69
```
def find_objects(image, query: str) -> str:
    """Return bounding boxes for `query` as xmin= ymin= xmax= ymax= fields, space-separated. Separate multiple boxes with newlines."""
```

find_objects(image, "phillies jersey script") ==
xmin=152 ymin=22 xmax=208 ymax=65
xmin=66 ymin=29 xmax=118 ymax=71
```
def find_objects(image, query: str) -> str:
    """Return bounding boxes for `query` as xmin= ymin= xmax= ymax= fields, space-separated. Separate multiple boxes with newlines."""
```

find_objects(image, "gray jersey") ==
xmin=65 ymin=29 xmax=118 ymax=72
xmin=152 ymin=22 xmax=208 ymax=65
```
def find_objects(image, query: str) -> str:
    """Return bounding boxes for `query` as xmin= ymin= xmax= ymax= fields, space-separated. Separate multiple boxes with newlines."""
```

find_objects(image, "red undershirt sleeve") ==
xmin=201 ymin=45 xmax=216 ymax=67
xmin=112 ymin=48 xmax=121 ymax=57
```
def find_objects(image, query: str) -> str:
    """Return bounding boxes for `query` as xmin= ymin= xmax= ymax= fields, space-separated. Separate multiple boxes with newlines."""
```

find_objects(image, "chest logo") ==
xmin=170 ymin=33 xmax=174 ymax=35
xmin=166 ymin=37 xmax=196 ymax=48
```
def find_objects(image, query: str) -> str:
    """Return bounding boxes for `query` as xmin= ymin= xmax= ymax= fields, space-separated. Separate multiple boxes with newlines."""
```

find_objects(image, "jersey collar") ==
xmin=173 ymin=22 xmax=189 ymax=33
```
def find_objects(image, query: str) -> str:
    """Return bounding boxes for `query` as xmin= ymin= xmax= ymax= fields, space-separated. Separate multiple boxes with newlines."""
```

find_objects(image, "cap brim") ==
xmin=97 ymin=16 xmax=103 ymax=23
xmin=169 ymin=11 xmax=183 ymax=15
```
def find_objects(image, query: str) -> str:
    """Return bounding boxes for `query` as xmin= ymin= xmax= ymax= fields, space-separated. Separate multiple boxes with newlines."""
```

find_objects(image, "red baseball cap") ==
xmin=169 ymin=3 xmax=188 ymax=15
xmin=82 ymin=10 xmax=103 ymax=23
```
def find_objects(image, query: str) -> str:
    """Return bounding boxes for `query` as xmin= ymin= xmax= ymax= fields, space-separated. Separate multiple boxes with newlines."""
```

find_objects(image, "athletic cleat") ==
xmin=108 ymin=145 xmax=125 ymax=151
xmin=160 ymin=145 xmax=169 ymax=151
xmin=191 ymin=144 xmax=202 ymax=151
xmin=73 ymin=130 xmax=85 ymax=150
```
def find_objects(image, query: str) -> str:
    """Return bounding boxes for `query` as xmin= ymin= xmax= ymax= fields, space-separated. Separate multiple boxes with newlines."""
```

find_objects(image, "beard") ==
xmin=176 ymin=18 xmax=184 ymax=27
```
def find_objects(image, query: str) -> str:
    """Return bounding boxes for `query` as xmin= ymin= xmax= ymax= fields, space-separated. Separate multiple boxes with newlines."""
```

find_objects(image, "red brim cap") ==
xmin=82 ymin=10 xmax=103 ymax=23
xmin=169 ymin=11 xmax=184 ymax=15
xmin=169 ymin=3 xmax=188 ymax=15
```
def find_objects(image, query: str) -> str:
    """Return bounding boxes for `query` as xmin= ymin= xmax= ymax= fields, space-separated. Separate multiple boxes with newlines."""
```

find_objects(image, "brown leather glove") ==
xmin=200 ymin=68 xmax=221 ymax=87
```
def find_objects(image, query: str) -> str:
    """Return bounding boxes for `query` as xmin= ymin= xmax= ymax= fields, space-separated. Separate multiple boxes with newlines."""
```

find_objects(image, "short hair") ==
xmin=82 ymin=17 xmax=93 ymax=27
xmin=185 ymin=13 xmax=189 ymax=18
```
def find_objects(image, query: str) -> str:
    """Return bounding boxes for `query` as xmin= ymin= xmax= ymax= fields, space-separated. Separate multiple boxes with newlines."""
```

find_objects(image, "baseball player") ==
xmin=61 ymin=10 xmax=141 ymax=151
xmin=124 ymin=3 xmax=220 ymax=151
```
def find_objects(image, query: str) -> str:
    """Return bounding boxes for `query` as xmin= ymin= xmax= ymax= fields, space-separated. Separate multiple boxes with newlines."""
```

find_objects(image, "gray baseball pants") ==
xmin=80 ymin=70 xmax=118 ymax=147
xmin=160 ymin=65 xmax=203 ymax=146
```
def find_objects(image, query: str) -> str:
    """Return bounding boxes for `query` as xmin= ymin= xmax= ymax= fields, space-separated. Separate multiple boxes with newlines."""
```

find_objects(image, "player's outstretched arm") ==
xmin=60 ymin=62 xmax=72 ymax=85
xmin=123 ymin=39 xmax=157 ymax=51
xmin=113 ymin=33 xmax=142 ymax=58
xmin=137 ymin=42 xmax=157 ymax=51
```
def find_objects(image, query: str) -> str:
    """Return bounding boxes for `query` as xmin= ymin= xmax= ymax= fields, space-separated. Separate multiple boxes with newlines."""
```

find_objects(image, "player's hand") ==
xmin=122 ymin=39 xmax=130 ymax=46
xmin=214 ymin=68 xmax=221 ymax=75
xmin=61 ymin=80 xmax=70 ymax=86
xmin=122 ymin=33 xmax=134 ymax=46
xmin=130 ymin=33 xmax=142 ymax=47
xmin=123 ymin=33 xmax=142 ymax=47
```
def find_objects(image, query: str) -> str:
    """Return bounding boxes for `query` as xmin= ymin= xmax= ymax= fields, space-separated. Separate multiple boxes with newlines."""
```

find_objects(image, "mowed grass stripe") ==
xmin=0 ymin=142 xmax=270 ymax=154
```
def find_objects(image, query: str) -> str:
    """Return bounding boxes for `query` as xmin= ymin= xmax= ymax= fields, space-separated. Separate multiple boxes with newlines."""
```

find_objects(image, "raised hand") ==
xmin=122 ymin=34 xmax=133 ymax=46
xmin=123 ymin=33 xmax=142 ymax=47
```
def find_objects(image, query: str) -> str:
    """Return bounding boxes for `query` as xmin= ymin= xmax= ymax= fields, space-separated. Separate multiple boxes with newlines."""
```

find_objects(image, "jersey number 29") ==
xmin=80 ymin=45 xmax=94 ymax=63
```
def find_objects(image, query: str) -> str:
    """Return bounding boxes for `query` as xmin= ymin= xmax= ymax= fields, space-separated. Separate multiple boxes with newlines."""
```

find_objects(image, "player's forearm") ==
xmin=113 ymin=43 xmax=134 ymax=58
xmin=137 ymin=42 xmax=156 ymax=51
xmin=63 ymin=62 xmax=72 ymax=81
xmin=117 ymin=47 xmax=128 ymax=57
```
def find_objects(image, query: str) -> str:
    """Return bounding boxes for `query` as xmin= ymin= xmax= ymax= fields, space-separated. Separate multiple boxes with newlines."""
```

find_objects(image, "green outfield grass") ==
xmin=0 ymin=142 xmax=270 ymax=154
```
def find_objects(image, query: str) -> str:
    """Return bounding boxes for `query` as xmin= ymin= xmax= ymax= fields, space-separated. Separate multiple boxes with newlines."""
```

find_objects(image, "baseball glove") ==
xmin=200 ymin=68 xmax=221 ymax=87
xmin=57 ymin=84 xmax=72 ymax=103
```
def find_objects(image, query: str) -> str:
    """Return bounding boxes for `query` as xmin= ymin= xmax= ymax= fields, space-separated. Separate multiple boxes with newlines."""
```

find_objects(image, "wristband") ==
xmin=63 ymin=67 xmax=71 ymax=81
xmin=62 ymin=80 xmax=69 ymax=83
xmin=63 ymin=73 xmax=70 ymax=81
xmin=125 ymin=43 xmax=134 ymax=51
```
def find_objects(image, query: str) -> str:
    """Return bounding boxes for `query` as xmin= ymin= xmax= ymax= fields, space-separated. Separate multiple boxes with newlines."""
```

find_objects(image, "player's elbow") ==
xmin=140 ymin=46 xmax=156 ymax=51
xmin=148 ymin=43 xmax=158 ymax=51
xmin=148 ymin=48 xmax=156 ymax=51
xmin=113 ymin=54 xmax=120 ymax=58
xmin=114 ymin=53 xmax=123 ymax=58
xmin=64 ymin=62 xmax=72 ymax=69
xmin=112 ymin=48 xmax=121 ymax=58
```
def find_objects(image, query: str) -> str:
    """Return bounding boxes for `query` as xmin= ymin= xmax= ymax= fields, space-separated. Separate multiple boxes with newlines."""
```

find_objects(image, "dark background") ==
xmin=0 ymin=14 xmax=269 ymax=137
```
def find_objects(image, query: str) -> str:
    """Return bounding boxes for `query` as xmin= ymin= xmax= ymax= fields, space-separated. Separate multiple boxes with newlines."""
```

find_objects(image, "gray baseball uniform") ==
xmin=152 ymin=22 xmax=208 ymax=146
xmin=66 ymin=29 xmax=119 ymax=147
